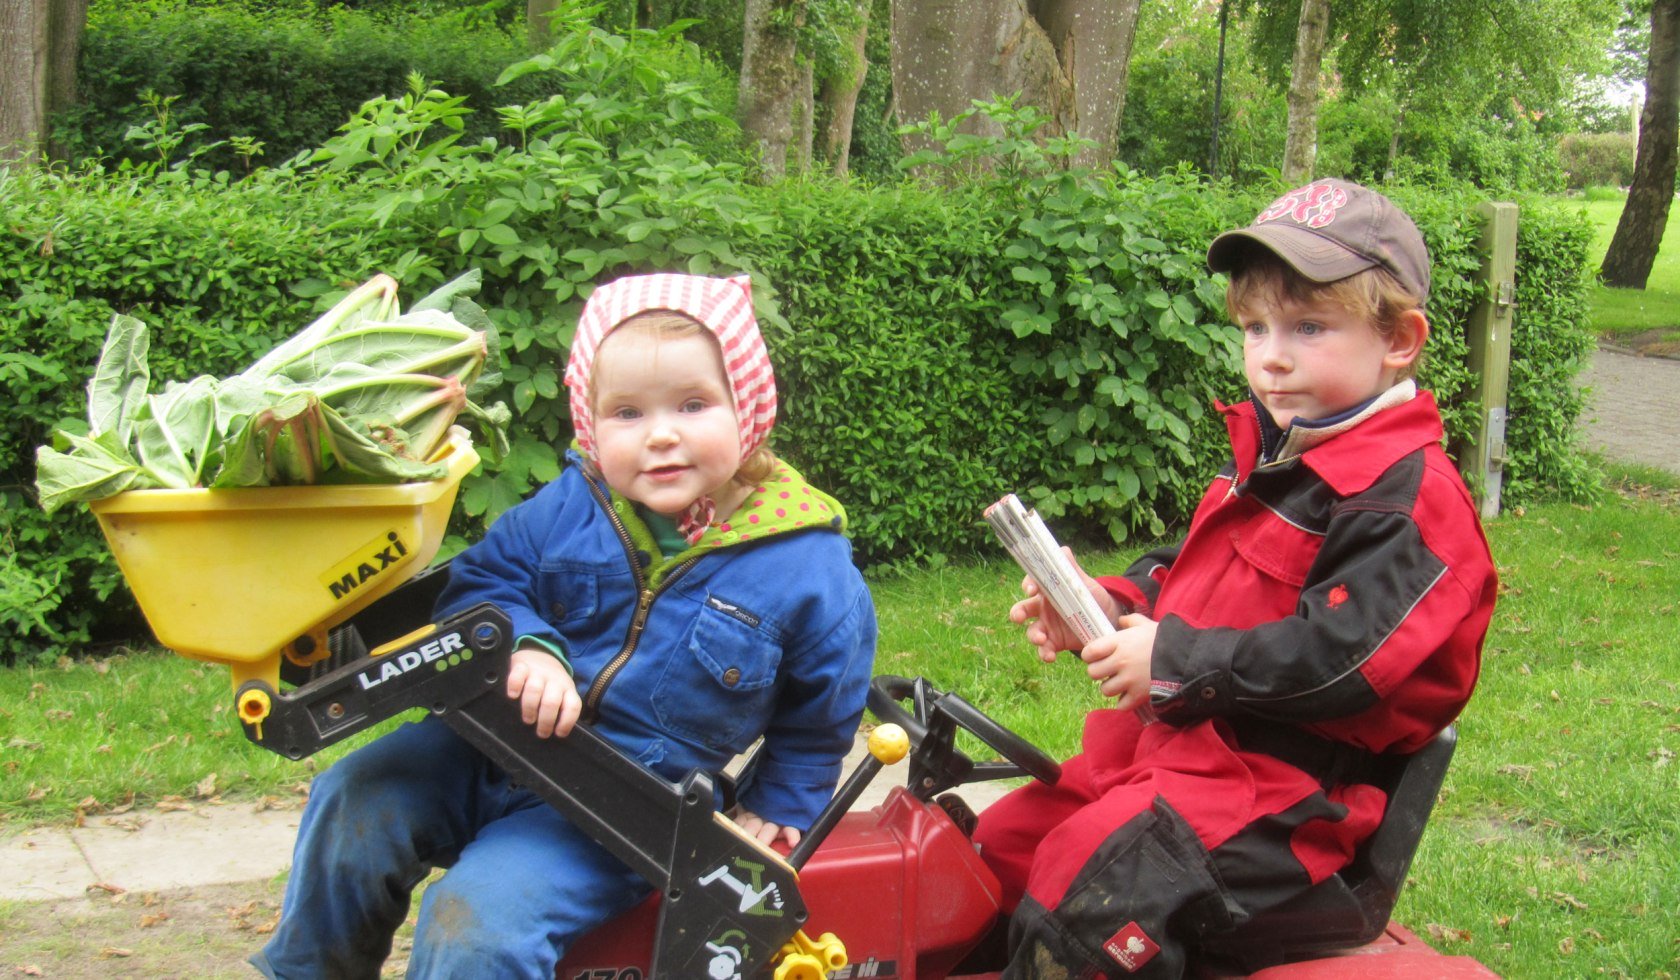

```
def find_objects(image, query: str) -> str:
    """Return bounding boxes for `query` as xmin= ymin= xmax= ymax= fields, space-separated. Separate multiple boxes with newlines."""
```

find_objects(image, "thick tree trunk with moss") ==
xmin=819 ymin=0 xmax=870 ymax=176
xmin=890 ymin=0 xmax=1137 ymax=167
xmin=739 ymin=0 xmax=808 ymax=179
xmin=1281 ymin=0 xmax=1329 ymax=184
xmin=1 ymin=0 xmax=85 ymax=166
xmin=1602 ymin=0 xmax=1680 ymax=288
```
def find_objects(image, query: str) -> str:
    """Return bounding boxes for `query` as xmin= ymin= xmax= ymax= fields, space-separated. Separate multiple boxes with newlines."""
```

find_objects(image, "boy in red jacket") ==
xmin=973 ymin=179 xmax=1498 ymax=977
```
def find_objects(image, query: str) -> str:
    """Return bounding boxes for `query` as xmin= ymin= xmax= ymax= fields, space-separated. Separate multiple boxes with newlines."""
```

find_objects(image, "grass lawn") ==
xmin=4 ymin=463 xmax=1678 ymax=977
xmin=1567 ymin=187 xmax=1680 ymax=352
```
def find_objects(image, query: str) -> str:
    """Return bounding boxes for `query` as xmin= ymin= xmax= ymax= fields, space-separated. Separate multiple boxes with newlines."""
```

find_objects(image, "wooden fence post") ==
xmin=1464 ymin=201 xmax=1518 ymax=519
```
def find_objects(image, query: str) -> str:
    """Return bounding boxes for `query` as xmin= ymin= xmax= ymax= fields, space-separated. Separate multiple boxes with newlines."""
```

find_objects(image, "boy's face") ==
xmin=590 ymin=328 xmax=743 ymax=519
xmin=1237 ymin=289 xmax=1411 ymax=430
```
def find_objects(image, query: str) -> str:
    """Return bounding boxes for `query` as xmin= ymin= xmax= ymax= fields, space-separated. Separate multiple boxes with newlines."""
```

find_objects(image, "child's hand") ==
xmin=731 ymin=808 xmax=802 ymax=849
xmin=1008 ymin=547 xmax=1120 ymax=663
xmin=507 ymin=647 xmax=582 ymax=738
xmin=1079 ymin=613 xmax=1157 ymax=712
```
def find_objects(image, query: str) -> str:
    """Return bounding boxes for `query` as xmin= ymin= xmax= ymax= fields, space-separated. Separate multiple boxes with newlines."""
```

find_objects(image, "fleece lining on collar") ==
xmin=1263 ymin=380 xmax=1417 ymax=463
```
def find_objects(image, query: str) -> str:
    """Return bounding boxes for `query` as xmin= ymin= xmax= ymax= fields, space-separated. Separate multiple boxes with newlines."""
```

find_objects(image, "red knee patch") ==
xmin=1103 ymin=921 xmax=1161 ymax=972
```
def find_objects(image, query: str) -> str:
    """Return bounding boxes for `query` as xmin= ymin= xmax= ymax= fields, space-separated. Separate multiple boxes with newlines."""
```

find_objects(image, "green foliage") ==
xmin=1501 ymin=195 xmax=1602 ymax=500
xmin=1117 ymin=0 xmax=1285 ymax=181
xmin=1557 ymin=131 xmax=1637 ymax=190
xmin=53 ymin=0 xmax=742 ymax=174
xmin=0 ymin=165 xmax=403 ymax=659
xmin=0 ymin=16 xmax=1602 ymax=655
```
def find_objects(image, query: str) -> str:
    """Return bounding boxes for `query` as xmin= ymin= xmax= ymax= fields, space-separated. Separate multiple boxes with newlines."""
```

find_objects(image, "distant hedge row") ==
xmin=1 ymin=16 xmax=1598 ymax=660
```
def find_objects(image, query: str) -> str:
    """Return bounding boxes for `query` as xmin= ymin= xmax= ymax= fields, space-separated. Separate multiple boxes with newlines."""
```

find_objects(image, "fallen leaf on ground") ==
xmin=140 ymin=911 xmax=172 ymax=928
xmin=98 ymin=948 xmax=134 ymax=958
xmin=87 ymin=881 xmax=127 ymax=896
xmin=1425 ymin=923 xmax=1472 ymax=943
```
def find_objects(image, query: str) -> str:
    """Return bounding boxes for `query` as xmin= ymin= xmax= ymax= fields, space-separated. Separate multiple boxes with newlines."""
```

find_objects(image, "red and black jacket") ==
xmin=1099 ymin=390 xmax=1497 ymax=760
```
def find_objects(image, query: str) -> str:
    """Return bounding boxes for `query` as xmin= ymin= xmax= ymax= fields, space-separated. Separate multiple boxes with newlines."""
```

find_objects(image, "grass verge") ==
xmin=3 ymin=464 xmax=1678 ymax=976
xmin=1569 ymin=188 xmax=1680 ymax=351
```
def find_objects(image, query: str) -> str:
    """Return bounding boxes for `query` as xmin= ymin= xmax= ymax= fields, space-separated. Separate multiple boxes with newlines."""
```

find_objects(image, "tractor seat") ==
xmin=1197 ymin=725 xmax=1458 ymax=973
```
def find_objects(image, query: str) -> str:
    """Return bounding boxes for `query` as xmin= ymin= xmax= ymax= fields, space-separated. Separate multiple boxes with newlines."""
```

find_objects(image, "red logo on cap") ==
xmin=1104 ymin=921 xmax=1161 ymax=972
xmin=1327 ymin=584 xmax=1349 ymax=609
xmin=1257 ymin=181 xmax=1348 ymax=229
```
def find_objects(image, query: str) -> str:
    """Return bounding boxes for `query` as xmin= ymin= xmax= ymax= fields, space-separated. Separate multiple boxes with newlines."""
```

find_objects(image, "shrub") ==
xmin=53 ymin=0 xmax=741 ymax=173
xmin=1557 ymin=131 xmax=1636 ymax=190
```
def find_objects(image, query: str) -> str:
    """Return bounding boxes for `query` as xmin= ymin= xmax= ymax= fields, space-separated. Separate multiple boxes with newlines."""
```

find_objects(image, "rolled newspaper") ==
xmin=985 ymin=493 xmax=1157 ymax=723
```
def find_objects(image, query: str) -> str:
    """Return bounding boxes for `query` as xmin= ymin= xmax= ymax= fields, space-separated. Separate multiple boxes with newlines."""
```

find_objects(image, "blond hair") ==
xmin=590 ymin=310 xmax=777 ymax=485
xmin=1225 ymin=249 xmax=1427 ymax=380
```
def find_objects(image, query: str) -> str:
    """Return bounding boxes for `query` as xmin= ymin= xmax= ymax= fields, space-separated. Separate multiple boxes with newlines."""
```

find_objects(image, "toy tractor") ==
xmin=87 ymin=430 xmax=1495 ymax=979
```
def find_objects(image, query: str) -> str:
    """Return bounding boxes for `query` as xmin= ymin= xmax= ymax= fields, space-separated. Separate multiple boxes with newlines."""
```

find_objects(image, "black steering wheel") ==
xmin=868 ymin=675 xmax=1061 ymax=798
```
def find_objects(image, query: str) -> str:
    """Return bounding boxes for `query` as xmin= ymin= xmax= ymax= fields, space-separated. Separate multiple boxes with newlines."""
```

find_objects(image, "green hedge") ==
xmin=54 ymin=1 xmax=740 ymax=174
xmin=1 ymin=15 xmax=1601 ymax=659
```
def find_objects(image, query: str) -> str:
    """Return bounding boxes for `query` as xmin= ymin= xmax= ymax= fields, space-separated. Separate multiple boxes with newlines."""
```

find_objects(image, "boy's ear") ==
xmin=1384 ymin=309 xmax=1429 ymax=372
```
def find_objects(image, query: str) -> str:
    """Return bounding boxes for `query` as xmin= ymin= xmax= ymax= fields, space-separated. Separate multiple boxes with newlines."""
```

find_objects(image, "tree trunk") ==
xmin=1384 ymin=106 xmax=1405 ymax=182
xmin=2 ymin=0 xmax=82 ymax=166
xmin=527 ymin=0 xmax=559 ymax=51
xmin=890 ymin=0 xmax=1075 ymax=158
xmin=791 ymin=57 xmax=814 ymax=175
xmin=818 ymin=0 xmax=869 ymax=176
xmin=1603 ymin=0 xmax=1680 ymax=289
xmin=1281 ymin=0 xmax=1330 ymax=184
xmin=739 ymin=0 xmax=808 ymax=180
xmin=1033 ymin=0 xmax=1142 ymax=170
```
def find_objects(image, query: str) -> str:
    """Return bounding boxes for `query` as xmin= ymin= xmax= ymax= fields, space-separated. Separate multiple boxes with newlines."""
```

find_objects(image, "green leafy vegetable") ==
xmin=34 ymin=271 xmax=511 ymax=514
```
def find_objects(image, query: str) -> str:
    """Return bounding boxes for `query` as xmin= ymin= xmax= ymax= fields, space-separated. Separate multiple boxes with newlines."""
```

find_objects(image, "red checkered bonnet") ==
xmin=565 ymin=273 xmax=778 ymax=540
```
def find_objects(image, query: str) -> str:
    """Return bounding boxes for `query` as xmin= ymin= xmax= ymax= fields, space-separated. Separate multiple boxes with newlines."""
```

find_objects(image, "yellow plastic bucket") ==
xmin=89 ymin=427 xmax=479 ymax=691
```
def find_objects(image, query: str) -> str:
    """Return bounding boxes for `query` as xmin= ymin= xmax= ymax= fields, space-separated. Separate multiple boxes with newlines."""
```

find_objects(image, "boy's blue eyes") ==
xmin=1245 ymin=321 xmax=1325 ymax=336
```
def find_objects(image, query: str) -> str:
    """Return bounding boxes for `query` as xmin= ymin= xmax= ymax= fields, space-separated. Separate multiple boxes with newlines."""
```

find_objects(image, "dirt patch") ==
xmin=1604 ymin=328 xmax=1680 ymax=359
xmin=0 ymin=879 xmax=423 ymax=978
xmin=0 ymin=879 xmax=282 ymax=978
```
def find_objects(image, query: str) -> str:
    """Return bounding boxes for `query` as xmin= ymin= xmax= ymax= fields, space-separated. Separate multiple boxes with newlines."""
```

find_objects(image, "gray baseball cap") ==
xmin=1206 ymin=178 xmax=1430 ymax=301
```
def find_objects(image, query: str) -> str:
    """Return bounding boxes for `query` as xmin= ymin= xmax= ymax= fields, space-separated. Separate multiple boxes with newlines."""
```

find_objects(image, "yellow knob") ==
xmin=868 ymin=723 xmax=910 ymax=764
xmin=238 ymin=688 xmax=273 ymax=726
xmin=775 ymin=953 xmax=824 ymax=980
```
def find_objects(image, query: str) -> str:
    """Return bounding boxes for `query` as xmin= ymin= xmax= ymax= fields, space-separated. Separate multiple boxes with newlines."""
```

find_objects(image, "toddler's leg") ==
xmin=252 ymin=717 xmax=499 ymax=979
xmin=407 ymin=796 xmax=651 ymax=979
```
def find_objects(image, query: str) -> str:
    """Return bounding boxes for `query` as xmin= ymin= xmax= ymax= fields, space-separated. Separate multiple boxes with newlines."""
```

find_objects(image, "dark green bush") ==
xmin=2 ymin=16 xmax=1601 ymax=659
xmin=54 ymin=0 xmax=740 ymax=173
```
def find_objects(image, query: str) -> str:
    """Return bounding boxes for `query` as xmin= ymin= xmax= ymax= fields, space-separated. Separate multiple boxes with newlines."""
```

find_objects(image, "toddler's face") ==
xmin=590 ymin=328 xmax=743 ymax=518
xmin=1237 ymin=291 xmax=1402 ymax=430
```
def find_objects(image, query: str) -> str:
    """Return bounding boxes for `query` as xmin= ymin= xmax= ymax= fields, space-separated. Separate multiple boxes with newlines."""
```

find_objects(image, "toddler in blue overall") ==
xmin=254 ymin=273 xmax=876 ymax=978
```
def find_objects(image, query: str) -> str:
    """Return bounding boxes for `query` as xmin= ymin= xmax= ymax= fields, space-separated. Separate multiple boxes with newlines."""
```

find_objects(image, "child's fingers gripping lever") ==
xmin=506 ymin=647 xmax=583 ymax=738
xmin=730 ymin=807 xmax=802 ymax=849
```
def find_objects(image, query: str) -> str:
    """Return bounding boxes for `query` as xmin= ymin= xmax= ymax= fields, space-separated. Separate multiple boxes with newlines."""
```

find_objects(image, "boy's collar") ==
xmin=1252 ymin=380 xmax=1417 ymax=465
xmin=1224 ymin=381 xmax=1443 ymax=495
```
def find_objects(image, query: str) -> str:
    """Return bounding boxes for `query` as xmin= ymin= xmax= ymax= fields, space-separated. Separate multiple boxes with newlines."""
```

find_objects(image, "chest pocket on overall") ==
xmin=652 ymin=594 xmax=782 ymax=752
xmin=535 ymin=559 xmax=609 ymax=629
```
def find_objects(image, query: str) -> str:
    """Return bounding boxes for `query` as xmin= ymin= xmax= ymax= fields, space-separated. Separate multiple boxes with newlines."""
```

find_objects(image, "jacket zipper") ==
xmin=579 ymin=471 xmax=698 ymax=723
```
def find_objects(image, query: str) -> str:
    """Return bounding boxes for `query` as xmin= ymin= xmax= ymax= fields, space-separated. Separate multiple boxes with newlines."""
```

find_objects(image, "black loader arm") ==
xmin=231 ymin=570 xmax=805 ymax=979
